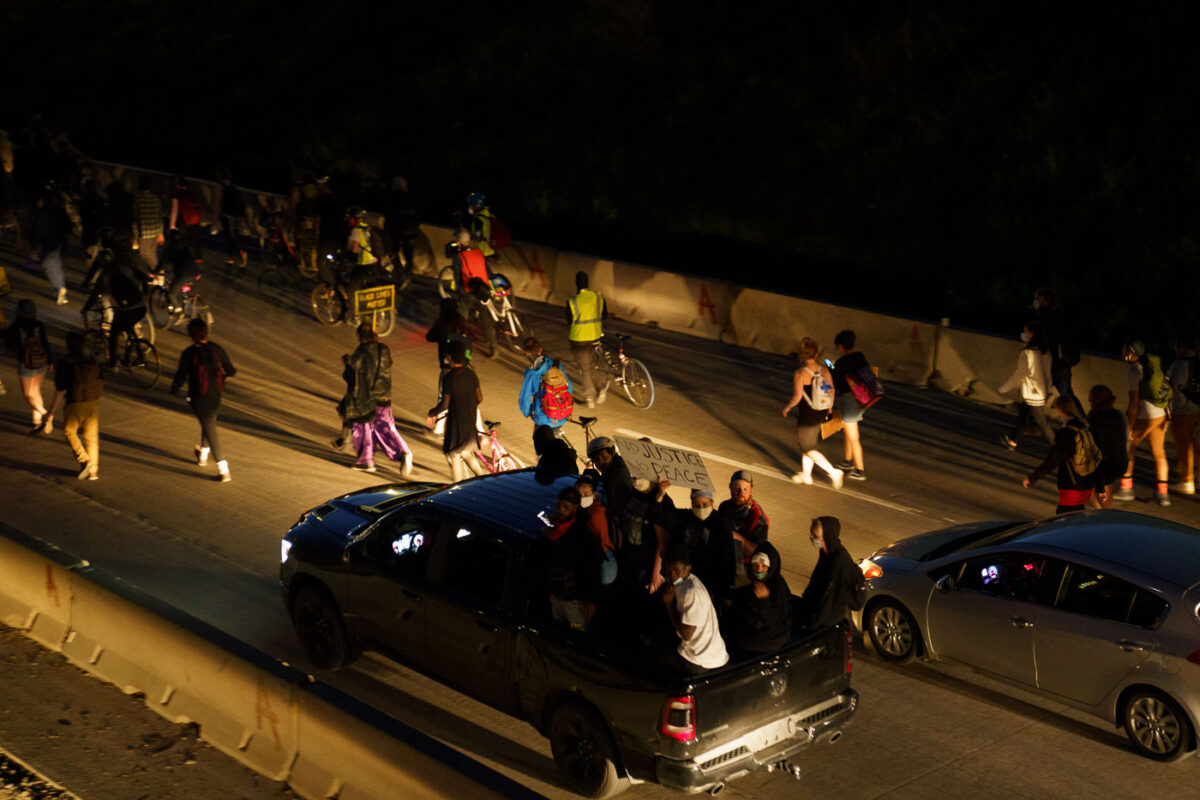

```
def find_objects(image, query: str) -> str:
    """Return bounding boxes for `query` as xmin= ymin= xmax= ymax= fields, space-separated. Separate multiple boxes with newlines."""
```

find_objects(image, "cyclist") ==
xmin=465 ymin=191 xmax=496 ymax=260
xmin=161 ymin=228 xmax=202 ymax=313
xmin=82 ymin=248 xmax=147 ymax=365
xmin=566 ymin=270 xmax=607 ymax=408
xmin=345 ymin=205 xmax=384 ymax=303
xmin=447 ymin=228 xmax=497 ymax=355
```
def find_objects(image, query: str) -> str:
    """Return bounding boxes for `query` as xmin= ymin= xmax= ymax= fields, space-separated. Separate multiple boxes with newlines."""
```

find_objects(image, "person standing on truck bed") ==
xmin=661 ymin=545 xmax=729 ymax=672
xmin=723 ymin=541 xmax=792 ymax=653
xmin=718 ymin=470 xmax=769 ymax=568
xmin=798 ymin=516 xmax=866 ymax=629
xmin=545 ymin=486 xmax=602 ymax=631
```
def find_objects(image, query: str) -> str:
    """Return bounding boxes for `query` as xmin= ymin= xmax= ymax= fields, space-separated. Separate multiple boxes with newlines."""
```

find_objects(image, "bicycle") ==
xmin=589 ymin=334 xmax=655 ymax=409
xmin=437 ymin=268 xmax=526 ymax=354
xmin=556 ymin=414 xmax=599 ymax=470
xmin=81 ymin=306 xmax=161 ymax=389
xmin=310 ymin=252 xmax=397 ymax=337
xmin=147 ymin=272 xmax=213 ymax=330
xmin=475 ymin=419 xmax=525 ymax=473
xmin=256 ymin=211 xmax=318 ymax=294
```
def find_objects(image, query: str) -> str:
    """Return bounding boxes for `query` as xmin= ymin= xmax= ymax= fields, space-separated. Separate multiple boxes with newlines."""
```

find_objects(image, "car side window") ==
xmin=366 ymin=514 xmax=437 ymax=580
xmin=1057 ymin=564 xmax=1166 ymax=627
xmin=956 ymin=553 xmax=1048 ymax=602
xmin=435 ymin=524 xmax=510 ymax=607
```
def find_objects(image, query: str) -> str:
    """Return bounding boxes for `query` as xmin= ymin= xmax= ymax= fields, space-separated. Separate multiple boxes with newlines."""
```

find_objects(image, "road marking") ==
xmin=616 ymin=428 xmax=925 ymax=516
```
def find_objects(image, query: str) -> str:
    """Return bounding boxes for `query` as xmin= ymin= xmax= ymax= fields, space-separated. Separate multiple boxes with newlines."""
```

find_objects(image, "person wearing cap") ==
xmin=545 ymin=486 xmax=601 ymax=632
xmin=798 ymin=516 xmax=865 ymax=629
xmin=668 ymin=486 xmax=736 ymax=601
xmin=660 ymin=544 xmax=729 ymax=672
xmin=717 ymin=470 xmax=769 ymax=566
xmin=724 ymin=541 xmax=792 ymax=653
xmin=566 ymin=270 xmax=607 ymax=408
xmin=519 ymin=336 xmax=574 ymax=432
xmin=1117 ymin=339 xmax=1171 ymax=506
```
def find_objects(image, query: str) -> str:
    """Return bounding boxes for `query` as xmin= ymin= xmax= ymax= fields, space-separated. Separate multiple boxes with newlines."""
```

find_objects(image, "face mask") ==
xmin=811 ymin=538 xmax=823 ymax=550
xmin=672 ymin=576 xmax=685 ymax=586
xmin=691 ymin=506 xmax=713 ymax=521
xmin=1020 ymin=331 xmax=1031 ymax=343
xmin=751 ymin=570 xmax=768 ymax=582
xmin=1031 ymin=300 xmax=1040 ymax=311
xmin=633 ymin=478 xmax=651 ymax=493
xmin=579 ymin=495 xmax=594 ymax=509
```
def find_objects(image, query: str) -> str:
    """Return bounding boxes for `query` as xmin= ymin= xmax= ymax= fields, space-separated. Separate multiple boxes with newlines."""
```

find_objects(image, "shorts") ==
xmin=837 ymin=393 xmax=865 ymax=425
xmin=17 ymin=364 xmax=47 ymax=380
xmin=796 ymin=404 xmax=826 ymax=451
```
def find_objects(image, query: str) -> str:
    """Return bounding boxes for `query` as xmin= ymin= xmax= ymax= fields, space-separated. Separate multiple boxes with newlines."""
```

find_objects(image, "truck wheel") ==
xmin=291 ymin=585 xmax=351 ymax=670
xmin=1123 ymin=688 xmax=1194 ymax=761
xmin=549 ymin=703 xmax=630 ymax=798
xmin=866 ymin=598 xmax=918 ymax=664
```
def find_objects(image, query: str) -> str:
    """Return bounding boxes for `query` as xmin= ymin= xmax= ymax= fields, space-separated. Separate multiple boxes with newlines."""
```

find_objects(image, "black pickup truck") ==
xmin=280 ymin=470 xmax=858 ymax=797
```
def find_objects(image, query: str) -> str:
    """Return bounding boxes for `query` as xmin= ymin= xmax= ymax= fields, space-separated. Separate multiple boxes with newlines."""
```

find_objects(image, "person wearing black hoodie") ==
xmin=724 ymin=541 xmax=792 ymax=653
xmin=798 ymin=516 xmax=865 ymax=629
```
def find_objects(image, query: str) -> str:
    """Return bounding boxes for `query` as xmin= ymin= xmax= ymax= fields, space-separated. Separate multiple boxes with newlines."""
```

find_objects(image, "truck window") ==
xmin=437 ymin=526 xmax=510 ymax=606
xmin=366 ymin=514 xmax=438 ymax=580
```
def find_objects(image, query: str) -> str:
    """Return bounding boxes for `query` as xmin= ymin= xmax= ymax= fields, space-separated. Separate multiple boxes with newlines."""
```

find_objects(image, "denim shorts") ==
xmin=838 ymin=392 xmax=865 ymax=424
xmin=16 ymin=364 xmax=47 ymax=380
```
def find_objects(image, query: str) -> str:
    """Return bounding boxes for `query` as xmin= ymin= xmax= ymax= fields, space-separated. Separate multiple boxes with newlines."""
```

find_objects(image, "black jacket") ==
xmin=725 ymin=541 xmax=792 ymax=653
xmin=669 ymin=509 xmax=736 ymax=596
xmin=798 ymin=516 xmax=864 ymax=629
xmin=1028 ymin=417 xmax=1096 ymax=491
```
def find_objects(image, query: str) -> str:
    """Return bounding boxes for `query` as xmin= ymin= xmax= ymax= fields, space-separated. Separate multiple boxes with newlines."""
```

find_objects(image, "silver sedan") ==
xmin=855 ymin=510 xmax=1200 ymax=761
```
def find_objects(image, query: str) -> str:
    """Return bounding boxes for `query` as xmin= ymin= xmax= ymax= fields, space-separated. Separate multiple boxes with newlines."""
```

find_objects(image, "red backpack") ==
xmin=192 ymin=343 xmax=225 ymax=397
xmin=540 ymin=362 xmax=573 ymax=421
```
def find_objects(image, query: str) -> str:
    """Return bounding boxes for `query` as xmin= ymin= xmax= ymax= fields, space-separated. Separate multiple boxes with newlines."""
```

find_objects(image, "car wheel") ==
xmin=291 ymin=585 xmax=352 ymax=670
xmin=549 ymin=703 xmax=630 ymax=798
xmin=866 ymin=599 xmax=918 ymax=664
xmin=1123 ymin=688 xmax=1195 ymax=761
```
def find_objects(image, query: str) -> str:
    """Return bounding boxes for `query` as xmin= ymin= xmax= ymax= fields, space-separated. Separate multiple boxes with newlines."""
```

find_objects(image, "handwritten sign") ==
xmin=354 ymin=284 xmax=396 ymax=317
xmin=613 ymin=436 xmax=714 ymax=493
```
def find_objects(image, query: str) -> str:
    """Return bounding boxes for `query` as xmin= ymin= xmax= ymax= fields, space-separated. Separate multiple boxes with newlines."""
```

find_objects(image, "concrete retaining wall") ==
xmin=0 ymin=525 xmax=542 ymax=800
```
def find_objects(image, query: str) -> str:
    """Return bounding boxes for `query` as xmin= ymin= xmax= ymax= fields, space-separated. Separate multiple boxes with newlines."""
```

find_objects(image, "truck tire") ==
xmin=549 ymin=703 xmax=630 ymax=798
xmin=291 ymin=585 xmax=352 ymax=670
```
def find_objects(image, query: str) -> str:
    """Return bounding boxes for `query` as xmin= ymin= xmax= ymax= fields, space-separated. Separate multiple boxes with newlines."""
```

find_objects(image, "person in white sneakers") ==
xmin=170 ymin=318 xmax=236 ymax=483
xmin=782 ymin=337 xmax=844 ymax=488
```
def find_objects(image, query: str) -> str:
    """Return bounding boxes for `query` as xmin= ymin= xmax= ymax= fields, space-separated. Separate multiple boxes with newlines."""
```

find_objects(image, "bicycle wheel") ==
xmin=82 ymin=329 xmax=108 ymax=364
xmin=310 ymin=282 xmax=345 ymax=325
xmin=147 ymin=287 xmax=170 ymax=328
xmin=437 ymin=266 xmax=456 ymax=299
xmin=500 ymin=309 xmax=527 ymax=354
xmin=134 ymin=314 xmax=155 ymax=345
xmin=620 ymin=357 xmax=655 ymax=409
xmin=124 ymin=338 xmax=160 ymax=389
xmin=258 ymin=266 xmax=287 ymax=296
xmin=371 ymin=309 xmax=396 ymax=337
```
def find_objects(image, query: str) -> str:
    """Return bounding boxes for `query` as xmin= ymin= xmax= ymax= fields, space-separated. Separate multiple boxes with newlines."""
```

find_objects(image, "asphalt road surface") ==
xmin=2 ymin=246 xmax=1198 ymax=799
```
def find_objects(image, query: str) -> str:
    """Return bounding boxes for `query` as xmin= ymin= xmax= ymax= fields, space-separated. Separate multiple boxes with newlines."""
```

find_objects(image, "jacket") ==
xmin=546 ymin=515 xmax=600 ymax=603
xmin=339 ymin=341 xmax=392 ymax=423
xmin=726 ymin=541 xmax=792 ymax=653
xmin=1028 ymin=417 xmax=1096 ymax=491
xmin=519 ymin=355 xmax=574 ymax=428
xmin=999 ymin=347 xmax=1053 ymax=406
xmin=798 ymin=516 xmax=864 ymax=629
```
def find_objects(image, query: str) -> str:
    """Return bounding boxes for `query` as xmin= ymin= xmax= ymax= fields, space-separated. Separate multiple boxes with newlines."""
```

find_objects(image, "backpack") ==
xmin=71 ymin=359 xmax=103 ymax=403
xmin=539 ymin=361 xmax=573 ymax=421
xmin=20 ymin=326 xmax=47 ymax=370
xmin=800 ymin=366 xmax=835 ymax=411
xmin=1179 ymin=356 xmax=1200 ymax=405
xmin=1138 ymin=354 xmax=1173 ymax=409
xmin=192 ymin=343 xmax=225 ymax=397
xmin=845 ymin=364 xmax=884 ymax=408
xmin=489 ymin=215 xmax=511 ymax=250
xmin=1066 ymin=420 xmax=1102 ymax=482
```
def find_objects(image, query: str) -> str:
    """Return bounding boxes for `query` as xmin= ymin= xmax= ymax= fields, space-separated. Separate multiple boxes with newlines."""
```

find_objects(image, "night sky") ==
xmin=4 ymin=1 xmax=1200 ymax=351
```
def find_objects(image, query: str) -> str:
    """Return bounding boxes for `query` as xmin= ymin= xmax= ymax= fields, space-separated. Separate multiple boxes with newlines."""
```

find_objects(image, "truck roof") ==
xmin=412 ymin=469 xmax=580 ymax=539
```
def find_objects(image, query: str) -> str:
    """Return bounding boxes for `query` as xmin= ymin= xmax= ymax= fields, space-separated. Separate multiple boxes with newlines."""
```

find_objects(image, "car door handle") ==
xmin=399 ymin=588 xmax=422 ymax=603
xmin=1009 ymin=617 xmax=1034 ymax=629
xmin=1117 ymin=639 xmax=1150 ymax=653
xmin=476 ymin=620 xmax=499 ymax=634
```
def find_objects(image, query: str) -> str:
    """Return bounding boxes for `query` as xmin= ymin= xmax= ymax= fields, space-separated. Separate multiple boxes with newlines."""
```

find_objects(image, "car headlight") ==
xmin=859 ymin=558 xmax=883 ymax=580
xmin=281 ymin=539 xmax=293 ymax=564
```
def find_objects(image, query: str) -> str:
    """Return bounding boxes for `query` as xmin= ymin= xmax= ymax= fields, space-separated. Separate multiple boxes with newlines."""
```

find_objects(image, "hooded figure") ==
xmin=724 ymin=540 xmax=792 ymax=653
xmin=797 ymin=516 xmax=865 ymax=629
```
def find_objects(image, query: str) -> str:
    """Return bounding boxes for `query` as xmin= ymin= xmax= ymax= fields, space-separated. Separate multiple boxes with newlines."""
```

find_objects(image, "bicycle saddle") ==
xmin=616 ymin=333 xmax=630 ymax=341
xmin=578 ymin=416 xmax=598 ymax=425
xmin=483 ymin=419 xmax=501 ymax=430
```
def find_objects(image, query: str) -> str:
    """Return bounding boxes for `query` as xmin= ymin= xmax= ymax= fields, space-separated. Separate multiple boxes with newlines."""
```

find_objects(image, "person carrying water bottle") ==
xmin=783 ymin=337 xmax=845 ymax=489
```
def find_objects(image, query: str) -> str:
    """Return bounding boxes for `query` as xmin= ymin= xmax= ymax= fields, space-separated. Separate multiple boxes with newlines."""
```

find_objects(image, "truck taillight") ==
xmin=845 ymin=629 xmax=853 ymax=675
xmin=661 ymin=695 xmax=696 ymax=742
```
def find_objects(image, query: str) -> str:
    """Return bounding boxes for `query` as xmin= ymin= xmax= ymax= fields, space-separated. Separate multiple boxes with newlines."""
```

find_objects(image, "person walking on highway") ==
xmin=783 ymin=338 xmax=845 ymax=488
xmin=32 ymin=187 xmax=72 ymax=304
xmin=831 ymin=329 xmax=876 ymax=481
xmin=336 ymin=323 xmax=413 ymax=475
xmin=1021 ymin=396 xmax=1100 ymax=514
xmin=170 ymin=318 xmax=236 ymax=483
xmin=566 ymin=270 xmax=607 ymax=408
xmin=545 ymin=486 xmax=601 ymax=632
xmin=519 ymin=337 xmax=574 ymax=432
xmin=1116 ymin=339 xmax=1172 ymax=506
xmin=998 ymin=321 xmax=1055 ymax=450
xmin=1166 ymin=334 xmax=1200 ymax=495
xmin=6 ymin=298 xmax=52 ymax=432
xmin=215 ymin=170 xmax=248 ymax=266
xmin=426 ymin=339 xmax=484 ymax=481
xmin=1033 ymin=287 xmax=1083 ymax=413
xmin=384 ymin=176 xmax=419 ymax=277
xmin=660 ymin=545 xmax=729 ymax=673
xmin=42 ymin=331 xmax=103 ymax=480
xmin=1086 ymin=385 xmax=1128 ymax=509
xmin=448 ymin=228 xmax=497 ymax=356
xmin=718 ymin=470 xmax=769 ymax=567
xmin=797 ymin=516 xmax=865 ymax=630
xmin=133 ymin=176 xmax=164 ymax=272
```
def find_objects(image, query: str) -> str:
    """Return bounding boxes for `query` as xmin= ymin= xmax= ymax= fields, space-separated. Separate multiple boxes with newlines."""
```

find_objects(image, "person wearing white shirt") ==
xmin=661 ymin=547 xmax=729 ymax=673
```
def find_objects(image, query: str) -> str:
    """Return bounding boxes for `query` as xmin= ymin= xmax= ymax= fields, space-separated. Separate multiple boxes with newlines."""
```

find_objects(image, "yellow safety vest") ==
xmin=568 ymin=289 xmax=604 ymax=341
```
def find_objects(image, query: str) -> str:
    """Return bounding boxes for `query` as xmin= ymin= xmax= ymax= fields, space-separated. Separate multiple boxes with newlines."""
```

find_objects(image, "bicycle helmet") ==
xmin=345 ymin=205 xmax=367 ymax=221
xmin=466 ymin=192 xmax=486 ymax=208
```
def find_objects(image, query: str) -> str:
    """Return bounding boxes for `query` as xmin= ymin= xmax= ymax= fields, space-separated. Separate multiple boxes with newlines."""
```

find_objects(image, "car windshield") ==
xmin=919 ymin=521 xmax=1036 ymax=562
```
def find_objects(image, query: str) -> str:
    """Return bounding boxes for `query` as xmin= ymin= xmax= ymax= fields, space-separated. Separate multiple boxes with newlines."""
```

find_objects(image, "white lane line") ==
xmin=616 ymin=428 xmax=925 ymax=516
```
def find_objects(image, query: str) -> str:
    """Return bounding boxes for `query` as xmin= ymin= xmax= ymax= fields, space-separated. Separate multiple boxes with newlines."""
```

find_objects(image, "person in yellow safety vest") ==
xmin=449 ymin=228 xmax=498 ymax=356
xmin=466 ymin=192 xmax=495 ymax=259
xmin=344 ymin=206 xmax=381 ymax=305
xmin=566 ymin=270 xmax=608 ymax=408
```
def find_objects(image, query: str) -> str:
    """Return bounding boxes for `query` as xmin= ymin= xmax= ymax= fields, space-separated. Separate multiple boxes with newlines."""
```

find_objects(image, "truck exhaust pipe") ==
xmin=828 ymin=730 xmax=843 ymax=744
xmin=708 ymin=781 xmax=725 ymax=796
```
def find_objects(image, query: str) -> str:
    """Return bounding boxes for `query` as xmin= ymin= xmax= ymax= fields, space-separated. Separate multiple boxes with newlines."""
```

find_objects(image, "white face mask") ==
xmin=691 ymin=506 xmax=714 ymax=521
xmin=633 ymin=478 xmax=651 ymax=493
xmin=672 ymin=576 xmax=685 ymax=586
xmin=1020 ymin=331 xmax=1031 ymax=343
xmin=579 ymin=495 xmax=594 ymax=509
xmin=811 ymin=538 xmax=823 ymax=550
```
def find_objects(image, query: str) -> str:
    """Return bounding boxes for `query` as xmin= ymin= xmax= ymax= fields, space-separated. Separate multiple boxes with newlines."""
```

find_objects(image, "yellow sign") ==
xmin=354 ymin=284 xmax=395 ymax=316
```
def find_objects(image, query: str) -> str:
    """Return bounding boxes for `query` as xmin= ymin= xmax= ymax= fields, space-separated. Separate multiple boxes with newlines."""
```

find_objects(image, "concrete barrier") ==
xmin=0 ymin=530 xmax=81 ymax=651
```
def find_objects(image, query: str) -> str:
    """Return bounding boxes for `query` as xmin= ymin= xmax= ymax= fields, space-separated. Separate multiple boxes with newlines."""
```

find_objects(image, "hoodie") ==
xmin=798 ymin=516 xmax=864 ymax=629
xmin=726 ymin=541 xmax=792 ymax=653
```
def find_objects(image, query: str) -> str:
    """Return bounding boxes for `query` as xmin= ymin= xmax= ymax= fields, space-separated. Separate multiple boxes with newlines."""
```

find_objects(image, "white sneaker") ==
xmin=0 ymin=381 xmax=6 ymax=396
xmin=1170 ymin=481 xmax=1195 ymax=495
xmin=216 ymin=460 xmax=231 ymax=482
xmin=402 ymin=451 xmax=413 ymax=477
xmin=791 ymin=472 xmax=813 ymax=485
xmin=830 ymin=469 xmax=845 ymax=490
xmin=77 ymin=462 xmax=92 ymax=480
xmin=56 ymin=287 xmax=68 ymax=305
xmin=195 ymin=445 xmax=210 ymax=467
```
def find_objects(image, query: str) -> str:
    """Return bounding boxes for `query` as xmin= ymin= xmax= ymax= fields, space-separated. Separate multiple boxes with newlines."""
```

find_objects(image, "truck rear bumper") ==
xmin=653 ymin=689 xmax=859 ymax=794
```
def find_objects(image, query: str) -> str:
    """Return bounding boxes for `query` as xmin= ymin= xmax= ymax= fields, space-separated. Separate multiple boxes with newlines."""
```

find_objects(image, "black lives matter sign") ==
xmin=613 ymin=436 xmax=714 ymax=493
xmin=354 ymin=285 xmax=396 ymax=316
